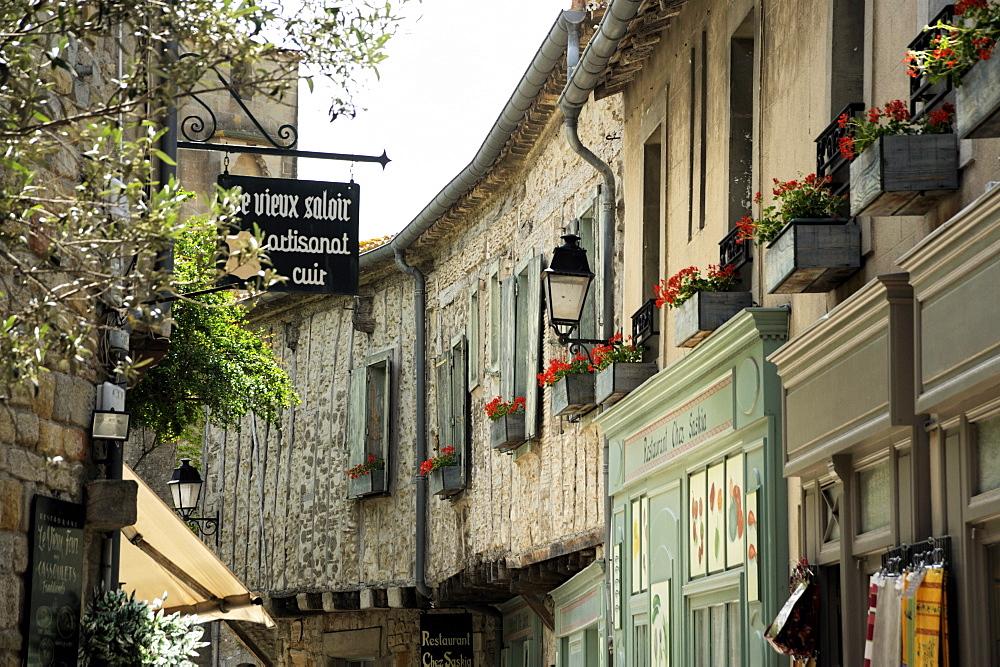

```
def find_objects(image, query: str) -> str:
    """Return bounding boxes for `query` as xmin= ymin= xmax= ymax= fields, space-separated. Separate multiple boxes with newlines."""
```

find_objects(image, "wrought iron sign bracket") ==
xmin=175 ymin=52 xmax=390 ymax=168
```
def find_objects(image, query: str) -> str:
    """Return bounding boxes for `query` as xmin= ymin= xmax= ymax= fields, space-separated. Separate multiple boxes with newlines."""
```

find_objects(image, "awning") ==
xmin=120 ymin=465 xmax=275 ymax=627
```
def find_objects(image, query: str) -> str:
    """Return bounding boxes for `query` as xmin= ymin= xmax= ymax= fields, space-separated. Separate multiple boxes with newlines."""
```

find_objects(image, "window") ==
xmin=633 ymin=616 xmax=650 ymax=667
xmin=488 ymin=262 xmax=501 ymax=374
xmin=468 ymin=287 xmax=480 ymax=389
xmin=436 ymin=333 xmax=468 ymax=489
xmin=691 ymin=601 xmax=741 ymax=667
xmin=500 ymin=255 xmax=543 ymax=440
xmin=347 ymin=349 xmax=393 ymax=498
xmin=642 ymin=134 xmax=663 ymax=302
xmin=576 ymin=209 xmax=600 ymax=341
xmin=975 ymin=413 xmax=1000 ymax=495
xmin=728 ymin=14 xmax=755 ymax=230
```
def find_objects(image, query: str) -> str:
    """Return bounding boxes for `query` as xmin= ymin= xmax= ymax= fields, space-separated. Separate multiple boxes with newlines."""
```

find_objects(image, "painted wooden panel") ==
xmin=764 ymin=223 xmax=861 ymax=294
xmin=957 ymin=53 xmax=1000 ymax=139
xmin=674 ymin=291 xmax=753 ymax=348
xmin=849 ymin=134 xmax=958 ymax=216
xmin=706 ymin=462 xmax=726 ymax=573
xmin=689 ymin=470 xmax=707 ymax=579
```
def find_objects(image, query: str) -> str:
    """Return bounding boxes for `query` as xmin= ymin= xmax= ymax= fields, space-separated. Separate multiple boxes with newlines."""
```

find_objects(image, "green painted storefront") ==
xmin=596 ymin=309 xmax=789 ymax=666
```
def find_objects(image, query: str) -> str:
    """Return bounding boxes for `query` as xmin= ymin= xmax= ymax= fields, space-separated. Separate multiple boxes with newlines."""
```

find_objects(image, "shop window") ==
xmin=858 ymin=461 xmax=891 ymax=534
xmin=632 ymin=617 xmax=650 ymax=667
xmin=975 ymin=414 xmax=1000 ymax=495
xmin=691 ymin=601 xmax=741 ymax=666
xmin=500 ymin=255 xmax=543 ymax=439
xmin=435 ymin=334 xmax=468 ymax=477
xmin=631 ymin=496 xmax=649 ymax=593
xmin=347 ymin=349 xmax=393 ymax=495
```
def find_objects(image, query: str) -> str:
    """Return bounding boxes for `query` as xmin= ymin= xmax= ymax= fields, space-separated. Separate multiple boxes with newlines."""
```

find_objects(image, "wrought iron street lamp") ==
xmin=543 ymin=233 xmax=603 ymax=350
xmin=168 ymin=459 xmax=219 ymax=543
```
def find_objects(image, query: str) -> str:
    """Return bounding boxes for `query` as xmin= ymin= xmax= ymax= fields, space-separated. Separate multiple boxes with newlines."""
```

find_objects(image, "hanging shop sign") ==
xmin=624 ymin=374 xmax=735 ymax=483
xmin=218 ymin=174 xmax=359 ymax=295
xmin=25 ymin=495 xmax=85 ymax=665
xmin=420 ymin=613 xmax=474 ymax=666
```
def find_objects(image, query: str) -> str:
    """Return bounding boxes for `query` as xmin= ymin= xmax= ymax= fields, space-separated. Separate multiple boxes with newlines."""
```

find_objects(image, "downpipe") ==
xmin=563 ymin=111 xmax=616 ymax=340
xmin=394 ymin=248 xmax=433 ymax=599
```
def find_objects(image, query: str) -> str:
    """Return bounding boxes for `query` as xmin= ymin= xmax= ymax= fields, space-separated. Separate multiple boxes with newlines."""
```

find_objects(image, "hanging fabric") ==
xmin=863 ymin=574 xmax=880 ymax=667
xmin=870 ymin=573 xmax=903 ymax=667
xmin=764 ymin=559 xmax=819 ymax=659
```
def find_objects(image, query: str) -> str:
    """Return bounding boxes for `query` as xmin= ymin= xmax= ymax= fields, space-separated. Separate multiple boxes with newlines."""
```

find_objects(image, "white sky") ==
xmin=298 ymin=0 xmax=571 ymax=240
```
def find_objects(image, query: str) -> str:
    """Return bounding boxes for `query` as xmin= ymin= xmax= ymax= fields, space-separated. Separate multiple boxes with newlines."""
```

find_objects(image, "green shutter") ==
xmin=500 ymin=276 xmax=517 ymax=401
xmin=468 ymin=291 xmax=480 ymax=389
xmin=347 ymin=364 xmax=366 ymax=468
xmin=435 ymin=351 xmax=452 ymax=452
xmin=451 ymin=334 xmax=468 ymax=473
xmin=523 ymin=254 xmax=543 ymax=440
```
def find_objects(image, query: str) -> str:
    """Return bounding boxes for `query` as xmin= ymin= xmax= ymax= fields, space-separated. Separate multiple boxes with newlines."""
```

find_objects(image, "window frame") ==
xmin=346 ymin=348 xmax=395 ymax=498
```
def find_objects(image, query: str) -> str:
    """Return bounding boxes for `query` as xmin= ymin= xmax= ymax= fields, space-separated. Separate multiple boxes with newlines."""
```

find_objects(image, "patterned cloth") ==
xmin=863 ymin=575 xmax=880 ymax=667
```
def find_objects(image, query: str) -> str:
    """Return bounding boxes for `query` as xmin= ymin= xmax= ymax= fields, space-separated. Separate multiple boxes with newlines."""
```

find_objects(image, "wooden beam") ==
xmin=521 ymin=594 xmax=555 ymax=632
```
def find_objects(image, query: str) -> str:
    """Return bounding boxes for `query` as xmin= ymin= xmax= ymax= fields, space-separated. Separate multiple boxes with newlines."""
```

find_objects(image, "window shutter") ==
xmin=450 ymin=334 xmax=468 ymax=475
xmin=500 ymin=276 xmax=517 ymax=401
xmin=524 ymin=254 xmax=543 ymax=440
xmin=347 ymin=365 xmax=366 ymax=468
xmin=365 ymin=349 xmax=393 ymax=465
xmin=468 ymin=290 xmax=480 ymax=389
xmin=435 ymin=351 xmax=452 ymax=452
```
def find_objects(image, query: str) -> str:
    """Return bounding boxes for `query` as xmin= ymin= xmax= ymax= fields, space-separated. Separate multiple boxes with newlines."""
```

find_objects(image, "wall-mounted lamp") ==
xmin=543 ymin=234 xmax=604 ymax=350
xmin=91 ymin=409 xmax=131 ymax=441
xmin=167 ymin=459 xmax=219 ymax=544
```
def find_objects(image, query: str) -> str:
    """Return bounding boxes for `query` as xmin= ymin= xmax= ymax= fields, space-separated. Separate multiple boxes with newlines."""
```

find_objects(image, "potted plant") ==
xmin=905 ymin=0 xmax=1000 ymax=138
xmin=736 ymin=174 xmax=860 ymax=294
xmin=538 ymin=353 xmax=596 ymax=417
xmin=590 ymin=333 xmax=656 ymax=406
xmin=839 ymin=100 xmax=958 ymax=216
xmin=346 ymin=454 xmax=386 ymax=498
xmin=654 ymin=264 xmax=749 ymax=348
xmin=420 ymin=445 xmax=463 ymax=497
xmin=486 ymin=396 xmax=527 ymax=452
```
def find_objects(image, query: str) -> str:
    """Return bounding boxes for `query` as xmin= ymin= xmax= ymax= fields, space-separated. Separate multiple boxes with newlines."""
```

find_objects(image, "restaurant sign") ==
xmin=218 ymin=174 xmax=359 ymax=295
xmin=624 ymin=374 xmax=734 ymax=482
xmin=420 ymin=613 xmax=474 ymax=666
xmin=25 ymin=495 xmax=85 ymax=665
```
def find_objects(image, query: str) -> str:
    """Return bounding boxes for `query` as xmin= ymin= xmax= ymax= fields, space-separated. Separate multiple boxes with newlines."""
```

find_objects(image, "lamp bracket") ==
xmin=176 ymin=510 xmax=220 ymax=546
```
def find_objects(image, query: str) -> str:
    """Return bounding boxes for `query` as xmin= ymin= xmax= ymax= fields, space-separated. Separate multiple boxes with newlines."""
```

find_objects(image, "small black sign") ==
xmin=25 ymin=495 xmax=85 ymax=666
xmin=420 ymin=613 xmax=475 ymax=666
xmin=218 ymin=174 xmax=360 ymax=295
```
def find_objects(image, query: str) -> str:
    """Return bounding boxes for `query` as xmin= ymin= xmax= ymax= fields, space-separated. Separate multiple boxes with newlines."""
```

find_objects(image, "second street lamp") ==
xmin=543 ymin=233 xmax=603 ymax=350
xmin=167 ymin=459 xmax=219 ymax=544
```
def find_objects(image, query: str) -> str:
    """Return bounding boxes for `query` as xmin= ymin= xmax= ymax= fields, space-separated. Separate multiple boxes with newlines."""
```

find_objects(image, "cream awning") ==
xmin=120 ymin=465 xmax=275 ymax=627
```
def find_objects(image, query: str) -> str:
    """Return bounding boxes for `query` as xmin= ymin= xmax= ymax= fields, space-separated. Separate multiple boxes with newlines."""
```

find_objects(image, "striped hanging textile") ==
xmin=863 ymin=575 xmax=880 ymax=667
xmin=912 ymin=567 xmax=945 ymax=666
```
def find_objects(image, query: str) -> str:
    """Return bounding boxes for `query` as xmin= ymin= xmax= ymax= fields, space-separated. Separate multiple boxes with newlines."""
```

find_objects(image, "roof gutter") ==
xmin=360 ymin=11 xmax=575 ymax=268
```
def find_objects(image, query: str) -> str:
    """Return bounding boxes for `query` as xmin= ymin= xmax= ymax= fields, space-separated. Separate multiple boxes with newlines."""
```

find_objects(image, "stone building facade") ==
xmin=200 ymin=9 xmax=626 ymax=665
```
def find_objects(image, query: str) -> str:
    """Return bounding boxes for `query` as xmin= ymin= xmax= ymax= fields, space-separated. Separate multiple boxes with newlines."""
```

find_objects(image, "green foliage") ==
xmin=78 ymin=588 xmax=207 ymax=666
xmin=128 ymin=219 xmax=298 ymax=441
xmin=0 ymin=0 xmax=408 ymax=394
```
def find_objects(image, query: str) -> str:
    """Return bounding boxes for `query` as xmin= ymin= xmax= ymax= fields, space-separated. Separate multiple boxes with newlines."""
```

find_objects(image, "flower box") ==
xmin=550 ymin=373 xmax=597 ymax=417
xmin=764 ymin=220 xmax=861 ymax=294
xmin=674 ymin=291 xmax=753 ymax=348
xmin=428 ymin=465 xmax=463 ymax=497
xmin=349 ymin=468 xmax=386 ymax=499
xmin=595 ymin=362 xmax=657 ymax=406
xmin=490 ymin=413 xmax=526 ymax=452
xmin=849 ymin=134 xmax=958 ymax=216
xmin=957 ymin=53 xmax=1000 ymax=139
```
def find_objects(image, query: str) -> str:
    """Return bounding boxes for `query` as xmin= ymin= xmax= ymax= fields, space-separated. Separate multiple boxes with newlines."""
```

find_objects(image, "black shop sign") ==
xmin=218 ymin=174 xmax=359 ymax=295
xmin=25 ymin=495 xmax=85 ymax=666
xmin=420 ymin=613 xmax=474 ymax=666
